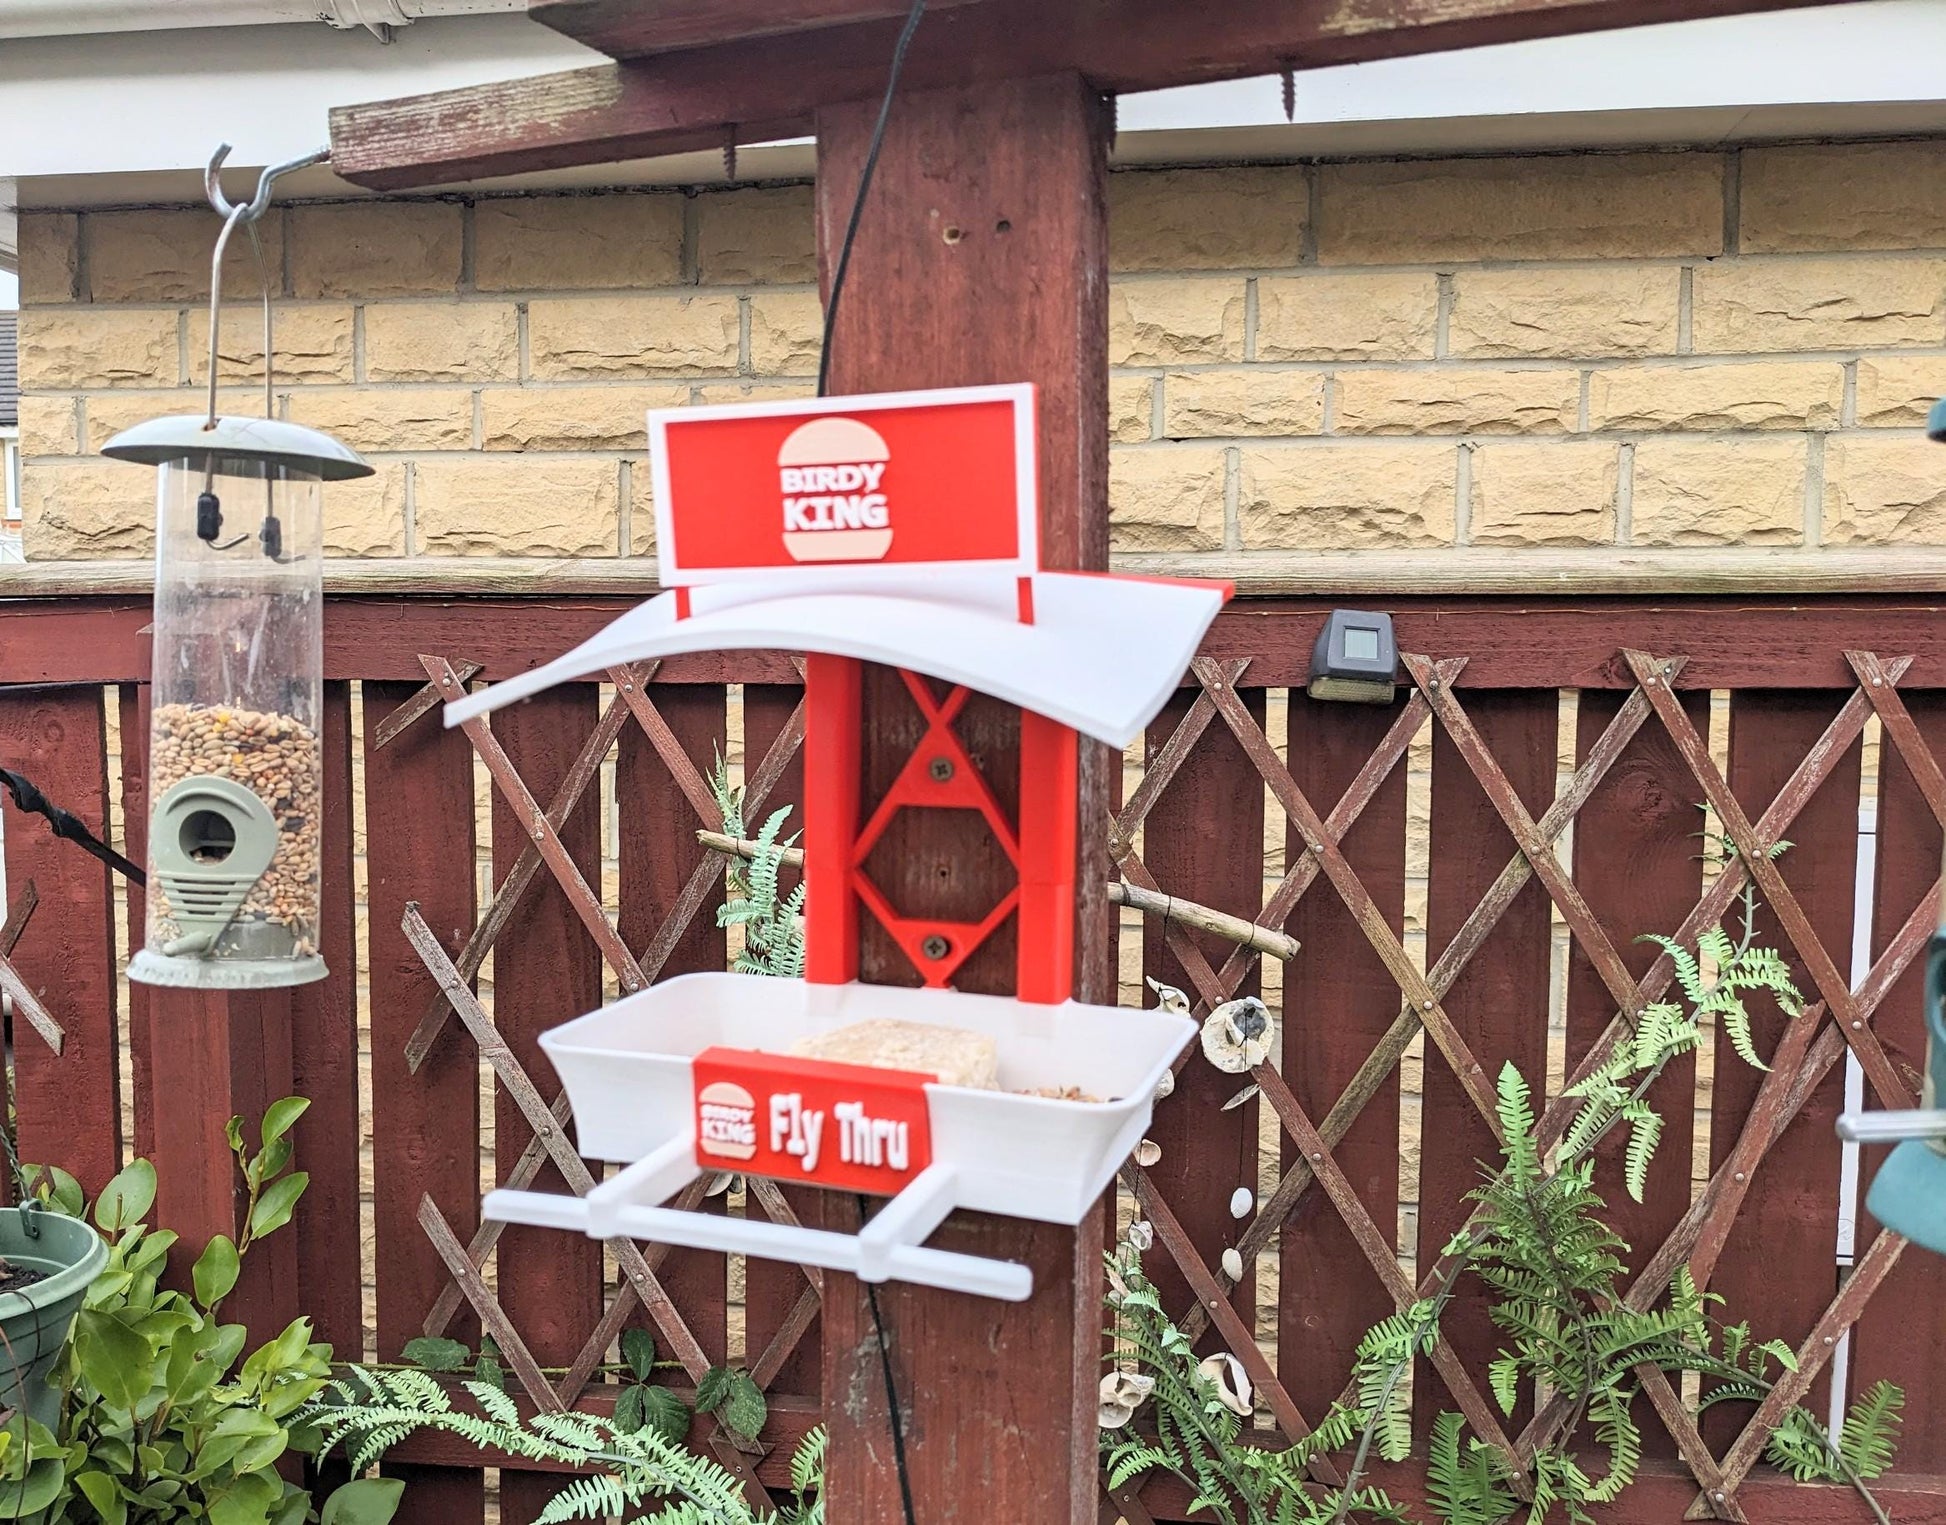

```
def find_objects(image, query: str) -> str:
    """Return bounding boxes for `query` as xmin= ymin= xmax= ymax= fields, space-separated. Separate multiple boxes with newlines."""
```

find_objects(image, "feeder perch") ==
xmin=103 ymin=145 xmax=372 ymax=988
xmin=463 ymin=386 xmax=1225 ymax=1300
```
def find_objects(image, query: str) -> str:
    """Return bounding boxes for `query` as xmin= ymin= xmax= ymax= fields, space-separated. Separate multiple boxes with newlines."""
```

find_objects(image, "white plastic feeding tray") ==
xmin=484 ymin=973 xmax=1193 ymax=1301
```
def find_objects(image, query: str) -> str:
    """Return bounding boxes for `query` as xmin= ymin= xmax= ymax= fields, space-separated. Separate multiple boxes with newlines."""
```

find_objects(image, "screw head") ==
xmin=929 ymin=756 xmax=955 ymax=783
xmin=921 ymin=934 xmax=951 ymax=960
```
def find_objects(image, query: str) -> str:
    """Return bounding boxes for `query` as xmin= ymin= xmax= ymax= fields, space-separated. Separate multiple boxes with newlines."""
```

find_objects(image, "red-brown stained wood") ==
xmin=362 ymin=677 xmax=485 ymax=1524
xmin=1140 ymin=684 xmax=1266 ymax=1345
xmin=148 ymin=986 xmax=301 ymax=1345
xmin=32 ymin=598 xmax=1946 ymax=694
xmin=290 ymin=681 xmax=364 ymax=1359
xmin=1701 ymin=692 xmax=1858 ymax=1449
xmin=1848 ymin=688 xmax=1946 ymax=1470
xmin=331 ymin=0 xmax=1845 ymax=189
xmin=530 ymin=0 xmax=982 ymax=57
xmin=1415 ymin=691 xmax=1555 ymax=1439
xmin=0 ymin=687 xmax=121 ymax=1192
xmin=618 ymin=685 xmax=730 ymax=1373
xmin=1565 ymin=687 xmax=1706 ymax=1458
xmin=815 ymin=69 xmax=1109 ymax=1525
xmin=739 ymin=682 xmax=822 ymax=1396
xmin=120 ymin=683 xmax=154 ymax=1161
xmin=1280 ymin=694 xmax=1406 ymax=1423
xmin=491 ymin=689 xmax=610 ymax=1524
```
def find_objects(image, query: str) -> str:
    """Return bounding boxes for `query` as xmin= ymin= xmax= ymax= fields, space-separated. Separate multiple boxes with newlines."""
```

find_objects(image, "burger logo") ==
xmin=777 ymin=416 xmax=892 ymax=563
xmin=697 ymin=1079 xmax=758 ymax=1161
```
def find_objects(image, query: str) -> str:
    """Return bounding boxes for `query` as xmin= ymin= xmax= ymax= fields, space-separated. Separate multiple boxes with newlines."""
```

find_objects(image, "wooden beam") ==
xmin=13 ymin=546 xmax=1946 ymax=600
xmin=330 ymin=0 xmax=1860 ymax=188
xmin=529 ymin=0 xmax=983 ymax=58
xmin=813 ymin=70 xmax=1111 ymax=1525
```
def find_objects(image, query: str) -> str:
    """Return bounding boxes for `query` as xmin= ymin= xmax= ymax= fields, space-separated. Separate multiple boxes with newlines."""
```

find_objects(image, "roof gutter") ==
xmin=0 ymin=0 xmax=523 ymax=42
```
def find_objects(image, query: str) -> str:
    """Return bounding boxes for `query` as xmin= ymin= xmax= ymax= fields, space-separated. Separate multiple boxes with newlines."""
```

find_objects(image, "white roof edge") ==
xmin=4 ymin=2 xmax=1944 ymax=207
xmin=443 ymin=573 xmax=1227 ymax=751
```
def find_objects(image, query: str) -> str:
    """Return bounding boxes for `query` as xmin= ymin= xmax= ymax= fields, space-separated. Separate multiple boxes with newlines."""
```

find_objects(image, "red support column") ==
xmin=804 ymin=654 xmax=863 ymax=986
xmin=1017 ymin=712 xmax=1079 ymax=1004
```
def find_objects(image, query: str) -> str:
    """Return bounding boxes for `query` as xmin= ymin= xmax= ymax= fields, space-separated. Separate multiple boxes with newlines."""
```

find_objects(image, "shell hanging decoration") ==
xmin=1098 ymin=1370 xmax=1156 ymax=1430
xmin=1126 ymin=1219 xmax=1154 ymax=1253
xmin=1220 ymin=1246 xmax=1244 ymax=1281
xmin=1146 ymin=982 xmax=1190 ymax=1100
xmin=1198 ymin=1352 xmax=1254 ymax=1417
xmin=1202 ymin=995 xmax=1274 ymax=1074
xmin=1134 ymin=1139 xmax=1162 ymax=1168
xmin=1229 ymin=1187 xmax=1253 ymax=1220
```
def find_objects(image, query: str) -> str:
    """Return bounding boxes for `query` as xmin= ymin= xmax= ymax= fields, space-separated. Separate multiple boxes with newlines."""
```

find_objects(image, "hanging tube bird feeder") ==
xmin=104 ymin=145 xmax=372 ymax=990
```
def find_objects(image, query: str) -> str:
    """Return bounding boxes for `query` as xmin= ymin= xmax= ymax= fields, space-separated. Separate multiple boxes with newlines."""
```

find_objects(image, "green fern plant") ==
xmin=1108 ymin=847 xmax=1901 ymax=1525
xmin=302 ymin=1366 xmax=824 ymax=1525
xmin=711 ymin=756 xmax=807 ymax=978
xmin=1101 ymin=1232 xmax=1397 ymax=1525
xmin=1695 ymin=1322 xmax=1902 ymax=1491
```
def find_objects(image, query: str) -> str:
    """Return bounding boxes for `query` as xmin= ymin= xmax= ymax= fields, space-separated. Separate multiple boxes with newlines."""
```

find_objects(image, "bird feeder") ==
xmin=103 ymin=147 xmax=372 ymax=989
xmin=460 ymin=385 xmax=1226 ymax=1299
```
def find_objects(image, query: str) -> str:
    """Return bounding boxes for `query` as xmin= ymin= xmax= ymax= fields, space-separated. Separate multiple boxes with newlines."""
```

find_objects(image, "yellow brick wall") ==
xmin=15 ymin=140 xmax=1946 ymax=563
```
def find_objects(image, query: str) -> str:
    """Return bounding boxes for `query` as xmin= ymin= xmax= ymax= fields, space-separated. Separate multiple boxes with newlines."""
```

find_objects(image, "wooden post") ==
xmin=149 ymin=986 xmax=301 ymax=1345
xmin=815 ymin=71 xmax=1111 ymax=1525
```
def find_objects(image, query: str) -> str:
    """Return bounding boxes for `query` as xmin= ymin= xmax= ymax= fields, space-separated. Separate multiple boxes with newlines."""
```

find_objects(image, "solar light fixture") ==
xmin=102 ymin=144 xmax=371 ymax=990
xmin=1307 ymin=609 xmax=1399 ymax=704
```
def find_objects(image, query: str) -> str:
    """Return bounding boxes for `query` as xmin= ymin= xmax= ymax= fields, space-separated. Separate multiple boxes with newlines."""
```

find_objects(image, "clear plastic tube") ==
xmin=133 ymin=456 xmax=326 ymax=988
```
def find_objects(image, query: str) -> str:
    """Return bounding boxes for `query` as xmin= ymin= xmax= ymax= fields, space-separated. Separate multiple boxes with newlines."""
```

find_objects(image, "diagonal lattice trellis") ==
xmin=366 ymin=640 xmax=1935 ymax=1520
xmin=377 ymin=653 xmax=815 ymax=1509
xmin=1111 ymin=647 xmax=1938 ymax=1523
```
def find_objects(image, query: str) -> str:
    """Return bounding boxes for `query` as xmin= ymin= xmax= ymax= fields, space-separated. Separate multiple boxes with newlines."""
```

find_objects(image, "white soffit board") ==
xmin=4 ymin=0 xmax=1945 ymax=209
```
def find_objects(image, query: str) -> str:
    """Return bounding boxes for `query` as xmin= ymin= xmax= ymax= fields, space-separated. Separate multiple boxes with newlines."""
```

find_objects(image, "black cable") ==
xmin=858 ymin=1194 xmax=920 ymax=1525
xmin=820 ymin=8 xmax=927 ymax=1514
xmin=816 ymin=0 xmax=928 ymax=399
xmin=0 ymin=768 xmax=146 ymax=886
xmin=866 ymin=1281 xmax=919 ymax=1525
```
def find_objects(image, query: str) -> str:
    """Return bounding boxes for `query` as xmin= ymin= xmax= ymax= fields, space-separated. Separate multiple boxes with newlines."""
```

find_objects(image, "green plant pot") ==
xmin=0 ymin=1207 xmax=105 ymax=1430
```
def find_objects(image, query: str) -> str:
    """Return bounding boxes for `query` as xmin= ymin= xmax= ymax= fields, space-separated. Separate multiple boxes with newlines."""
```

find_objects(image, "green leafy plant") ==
xmin=1106 ymin=858 xmax=1903 ymax=1525
xmin=1100 ymin=1232 xmax=1385 ymax=1525
xmin=711 ymin=757 xmax=806 ymax=979
xmin=302 ymin=1366 xmax=824 ymax=1524
xmin=0 ymin=1099 xmax=398 ymax=1525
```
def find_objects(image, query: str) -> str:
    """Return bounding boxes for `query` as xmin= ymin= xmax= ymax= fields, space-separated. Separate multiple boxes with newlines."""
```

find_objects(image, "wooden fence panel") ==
xmin=119 ymin=683 xmax=153 ymax=1162
xmin=1139 ymin=686 xmax=1266 ymax=1346
xmin=291 ymin=680 xmax=366 ymax=1360
xmin=1850 ymin=691 xmax=1946 ymax=1471
xmin=1279 ymin=693 xmax=1408 ymax=1424
xmin=362 ymin=677 xmax=485 ymax=1525
xmin=493 ymin=688 xmax=609 ymax=1525
xmin=1702 ymin=692 xmax=1859 ymax=1448
xmin=1414 ymin=691 xmax=1554 ymax=1439
xmin=617 ymin=685 xmax=730 ymax=1372
xmin=740 ymin=681 xmax=820 ymax=1393
xmin=1565 ymin=687 xmax=1707 ymax=1458
xmin=0 ymin=686 xmax=121 ymax=1193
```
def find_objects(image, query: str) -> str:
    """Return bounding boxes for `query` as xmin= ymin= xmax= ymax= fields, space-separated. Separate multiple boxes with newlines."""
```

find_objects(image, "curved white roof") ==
xmin=444 ymin=570 xmax=1226 ymax=749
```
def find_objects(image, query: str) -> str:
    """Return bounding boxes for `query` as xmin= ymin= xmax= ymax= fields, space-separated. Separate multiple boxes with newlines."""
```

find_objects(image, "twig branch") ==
xmin=695 ymin=829 xmax=1302 ymax=962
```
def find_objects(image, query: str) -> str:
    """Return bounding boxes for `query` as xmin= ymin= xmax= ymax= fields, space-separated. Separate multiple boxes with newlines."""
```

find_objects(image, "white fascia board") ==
xmin=4 ymin=1 xmax=1944 ymax=210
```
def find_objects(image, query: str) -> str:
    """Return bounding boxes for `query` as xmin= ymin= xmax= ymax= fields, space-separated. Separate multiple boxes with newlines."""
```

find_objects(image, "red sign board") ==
xmin=692 ymin=1045 xmax=934 ymax=1196
xmin=648 ymin=384 xmax=1038 ymax=587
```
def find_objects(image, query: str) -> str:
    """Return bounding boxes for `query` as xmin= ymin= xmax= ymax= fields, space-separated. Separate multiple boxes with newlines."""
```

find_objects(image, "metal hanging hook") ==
xmin=200 ymin=143 xmax=331 ymax=431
